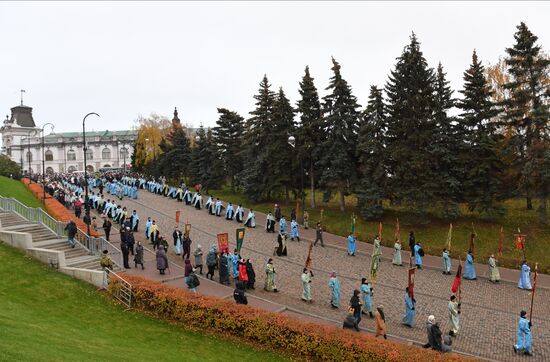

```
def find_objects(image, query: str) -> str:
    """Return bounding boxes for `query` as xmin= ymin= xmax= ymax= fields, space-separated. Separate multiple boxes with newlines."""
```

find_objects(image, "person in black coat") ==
xmin=121 ymin=241 xmax=130 ymax=269
xmin=245 ymin=259 xmax=256 ymax=289
xmin=219 ymin=251 xmax=230 ymax=285
xmin=125 ymin=228 xmax=135 ymax=255
xmin=182 ymin=234 xmax=192 ymax=260
xmin=233 ymin=281 xmax=248 ymax=305
xmin=409 ymin=231 xmax=416 ymax=256
xmin=349 ymin=289 xmax=362 ymax=331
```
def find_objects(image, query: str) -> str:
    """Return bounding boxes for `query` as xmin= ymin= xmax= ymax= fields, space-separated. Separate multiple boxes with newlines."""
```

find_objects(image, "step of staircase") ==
xmin=0 ymin=212 xmax=30 ymax=227
xmin=3 ymin=223 xmax=58 ymax=241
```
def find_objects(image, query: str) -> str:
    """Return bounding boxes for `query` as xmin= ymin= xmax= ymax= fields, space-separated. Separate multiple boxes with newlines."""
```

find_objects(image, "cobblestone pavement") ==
xmin=98 ymin=190 xmax=549 ymax=362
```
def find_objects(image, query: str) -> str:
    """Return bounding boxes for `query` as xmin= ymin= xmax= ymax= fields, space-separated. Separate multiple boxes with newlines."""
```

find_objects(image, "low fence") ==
xmin=105 ymin=269 xmax=132 ymax=308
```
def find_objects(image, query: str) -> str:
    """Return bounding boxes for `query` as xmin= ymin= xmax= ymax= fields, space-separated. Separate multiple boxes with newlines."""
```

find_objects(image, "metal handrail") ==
xmin=105 ymin=268 xmax=132 ymax=308
xmin=0 ymin=196 xmax=122 ymax=270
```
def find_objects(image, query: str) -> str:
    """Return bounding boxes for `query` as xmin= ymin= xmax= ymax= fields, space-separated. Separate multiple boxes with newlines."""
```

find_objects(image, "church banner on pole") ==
xmin=236 ymin=228 xmax=245 ymax=252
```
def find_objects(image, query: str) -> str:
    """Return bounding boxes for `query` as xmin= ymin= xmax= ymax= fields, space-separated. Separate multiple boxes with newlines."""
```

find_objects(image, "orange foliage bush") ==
xmin=21 ymin=179 xmax=98 ymax=237
xmin=113 ymin=274 xmax=473 ymax=362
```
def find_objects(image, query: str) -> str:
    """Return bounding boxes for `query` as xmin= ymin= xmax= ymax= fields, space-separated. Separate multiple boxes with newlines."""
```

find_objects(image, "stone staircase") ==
xmin=1 ymin=211 xmax=119 ymax=273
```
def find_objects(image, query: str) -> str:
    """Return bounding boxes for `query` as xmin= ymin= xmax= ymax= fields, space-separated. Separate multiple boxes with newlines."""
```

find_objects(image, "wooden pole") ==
xmin=529 ymin=263 xmax=538 ymax=321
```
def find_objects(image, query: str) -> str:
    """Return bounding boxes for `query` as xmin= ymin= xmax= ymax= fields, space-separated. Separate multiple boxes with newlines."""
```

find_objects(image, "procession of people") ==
xmin=34 ymin=170 xmax=541 ymax=357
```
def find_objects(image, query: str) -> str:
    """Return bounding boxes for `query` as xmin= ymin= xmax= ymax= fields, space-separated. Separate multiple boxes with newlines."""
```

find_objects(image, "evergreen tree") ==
xmin=457 ymin=50 xmax=504 ymax=216
xmin=296 ymin=66 xmax=324 ymax=208
xmin=431 ymin=63 xmax=461 ymax=219
xmin=503 ymin=22 xmax=550 ymax=225
xmin=269 ymin=87 xmax=296 ymax=200
xmin=213 ymin=108 xmax=244 ymax=191
xmin=385 ymin=33 xmax=438 ymax=213
xmin=356 ymin=86 xmax=387 ymax=219
xmin=155 ymin=122 xmax=192 ymax=180
xmin=190 ymin=125 xmax=223 ymax=191
xmin=239 ymin=75 xmax=276 ymax=202
xmin=320 ymin=57 xmax=361 ymax=211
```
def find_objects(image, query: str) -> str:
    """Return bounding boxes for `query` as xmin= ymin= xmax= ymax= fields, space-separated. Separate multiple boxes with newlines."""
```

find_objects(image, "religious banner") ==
xmin=351 ymin=213 xmax=356 ymax=236
xmin=305 ymin=241 xmax=313 ymax=269
xmin=379 ymin=222 xmax=383 ymax=240
xmin=236 ymin=227 xmax=245 ymax=252
xmin=184 ymin=223 xmax=192 ymax=235
xmin=451 ymin=262 xmax=463 ymax=295
xmin=515 ymin=229 xmax=526 ymax=250
xmin=446 ymin=223 xmax=453 ymax=251
xmin=370 ymin=253 xmax=380 ymax=282
xmin=394 ymin=218 xmax=400 ymax=241
xmin=468 ymin=229 xmax=476 ymax=255
xmin=498 ymin=226 xmax=504 ymax=256
xmin=175 ymin=210 xmax=181 ymax=224
xmin=217 ymin=232 xmax=229 ymax=253
xmin=408 ymin=267 xmax=416 ymax=299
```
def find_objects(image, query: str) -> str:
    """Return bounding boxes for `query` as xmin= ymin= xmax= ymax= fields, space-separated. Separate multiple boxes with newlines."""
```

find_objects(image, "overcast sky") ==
xmin=1 ymin=1 xmax=549 ymax=136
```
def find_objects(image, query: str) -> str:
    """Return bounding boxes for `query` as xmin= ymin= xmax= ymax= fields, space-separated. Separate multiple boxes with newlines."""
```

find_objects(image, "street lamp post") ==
xmin=40 ymin=123 xmax=55 ymax=204
xmin=24 ymin=130 xmax=36 ymax=182
xmin=83 ymin=112 xmax=100 ymax=237
xmin=288 ymin=135 xmax=305 ymax=223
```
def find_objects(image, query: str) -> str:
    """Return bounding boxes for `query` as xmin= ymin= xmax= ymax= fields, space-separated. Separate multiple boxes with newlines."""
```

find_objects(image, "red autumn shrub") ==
xmin=112 ymin=274 xmax=474 ymax=362
xmin=21 ymin=179 xmax=99 ymax=237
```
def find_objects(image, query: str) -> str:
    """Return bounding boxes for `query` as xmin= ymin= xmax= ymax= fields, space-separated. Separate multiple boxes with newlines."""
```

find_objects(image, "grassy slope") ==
xmin=0 ymin=243 xmax=287 ymax=362
xmin=0 ymin=176 xmax=44 ymax=209
xmin=209 ymin=185 xmax=550 ymax=273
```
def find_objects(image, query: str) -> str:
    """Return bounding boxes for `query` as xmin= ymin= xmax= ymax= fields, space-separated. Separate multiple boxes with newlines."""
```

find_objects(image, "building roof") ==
xmin=10 ymin=105 xmax=35 ymax=128
xmin=43 ymin=130 xmax=137 ymax=139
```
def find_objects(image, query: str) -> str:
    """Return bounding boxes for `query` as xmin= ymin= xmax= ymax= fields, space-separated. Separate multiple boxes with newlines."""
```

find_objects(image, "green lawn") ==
xmin=0 ymin=176 xmax=44 ymax=209
xmin=0 ymin=243 xmax=288 ymax=362
xmin=209 ymin=185 xmax=550 ymax=273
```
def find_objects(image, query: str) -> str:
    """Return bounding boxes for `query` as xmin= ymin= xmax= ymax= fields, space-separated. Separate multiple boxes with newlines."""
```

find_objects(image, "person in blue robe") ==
xmin=194 ymin=193 xmax=202 ymax=210
xmin=132 ymin=185 xmax=138 ymax=199
xmin=514 ymin=310 xmax=532 ymax=356
xmin=244 ymin=210 xmax=256 ymax=228
xmin=145 ymin=217 xmax=152 ymax=240
xmin=347 ymin=233 xmax=356 ymax=256
xmin=215 ymin=199 xmax=223 ymax=216
xmin=518 ymin=261 xmax=532 ymax=290
xmin=360 ymin=278 xmax=373 ymax=317
xmin=167 ymin=187 xmax=175 ymax=198
xmin=442 ymin=248 xmax=451 ymax=274
xmin=184 ymin=189 xmax=192 ymax=205
xmin=414 ymin=242 xmax=423 ymax=268
xmin=290 ymin=219 xmax=300 ymax=241
xmin=402 ymin=287 xmax=416 ymax=327
xmin=225 ymin=203 xmax=234 ymax=220
xmin=235 ymin=205 xmax=244 ymax=223
xmin=329 ymin=272 xmax=341 ymax=308
xmin=279 ymin=217 xmax=287 ymax=235
xmin=230 ymin=249 xmax=240 ymax=279
xmin=130 ymin=210 xmax=139 ymax=232
xmin=463 ymin=250 xmax=477 ymax=280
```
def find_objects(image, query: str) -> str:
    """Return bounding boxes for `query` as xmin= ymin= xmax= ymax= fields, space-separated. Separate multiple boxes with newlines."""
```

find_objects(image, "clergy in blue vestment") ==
xmin=463 ymin=250 xmax=477 ymax=280
xmin=518 ymin=261 xmax=532 ymax=290
xmin=442 ymin=249 xmax=451 ymax=275
xmin=329 ymin=272 xmax=341 ymax=308
xmin=347 ymin=233 xmax=356 ymax=256
xmin=290 ymin=220 xmax=300 ymax=241
xmin=145 ymin=217 xmax=152 ymax=240
xmin=183 ymin=189 xmax=192 ymax=205
xmin=244 ymin=209 xmax=256 ymax=228
xmin=132 ymin=186 xmax=138 ymax=199
xmin=215 ymin=199 xmax=223 ymax=217
xmin=235 ymin=205 xmax=244 ymax=223
xmin=360 ymin=278 xmax=373 ymax=317
xmin=130 ymin=210 xmax=139 ymax=232
xmin=402 ymin=287 xmax=416 ymax=327
xmin=279 ymin=217 xmax=287 ymax=235
xmin=513 ymin=310 xmax=532 ymax=356
xmin=230 ymin=249 xmax=240 ymax=278
xmin=225 ymin=203 xmax=234 ymax=220
xmin=414 ymin=242 xmax=423 ymax=269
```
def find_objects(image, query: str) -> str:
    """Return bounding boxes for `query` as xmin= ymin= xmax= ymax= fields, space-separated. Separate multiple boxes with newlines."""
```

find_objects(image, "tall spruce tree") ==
xmin=190 ymin=126 xmax=223 ymax=192
xmin=155 ymin=122 xmax=192 ymax=180
xmin=239 ymin=75 xmax=276 ymax=202
xmin=432 ymin=63 xmax=461 ymax=219
xmin=296 ymin=66 xmax=324 ymax=208
xmin=213 ymin=108 xmax=244 ymax=191
xmin=356 ymin=86 xmax=387 ymax=219
xmin=385 ymin=33 xmax=438 ymax=213
xmin=270 ymin=87 xmax=296 ymax=200
xmin=320 ymin=57 xmax=361 ymax=211
xmin=458 ymin=50 xmax=504 ymax=216
xmin=503 ymin=22 xmax=550 ymax=225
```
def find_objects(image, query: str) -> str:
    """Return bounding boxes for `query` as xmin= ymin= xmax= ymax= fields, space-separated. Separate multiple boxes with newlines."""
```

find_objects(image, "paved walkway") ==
xmin=94 ymin=190 xmax=549 ymax=362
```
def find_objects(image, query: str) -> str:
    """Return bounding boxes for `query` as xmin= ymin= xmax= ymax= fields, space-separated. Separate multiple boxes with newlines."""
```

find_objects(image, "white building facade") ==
xmin=1 ymin=103 xmax=137 ymax=174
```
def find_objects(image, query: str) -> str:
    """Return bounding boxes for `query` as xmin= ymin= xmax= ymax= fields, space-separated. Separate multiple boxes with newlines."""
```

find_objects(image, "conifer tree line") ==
xmin=136 ymin=22 xmax=550 ymax=225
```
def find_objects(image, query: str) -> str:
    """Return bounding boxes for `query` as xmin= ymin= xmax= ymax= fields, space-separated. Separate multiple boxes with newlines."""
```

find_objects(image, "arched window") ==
xmin=68 ymin=166 xmax=77 ymax=173
xmin=46 ymin=167 xmax=54 ymax=174
xmin=102 ymin=148 xmax=111 ymax=160
xmin=67 ymin=149 xmax=76 ymax=161
xmin=85 ymin=148 xmax=93 ymax=160
xmin=26 ymin=151 xmax=32 ymax=163
xmin=86 ymin=165 xmax=94 ymax=172
xmin=45 ymin=150 xmax=53 ymax=161
xmin=120 ymin=147 xmax=129 ymax=159
xmin=103 ymin=164 xmax=111 ymax=168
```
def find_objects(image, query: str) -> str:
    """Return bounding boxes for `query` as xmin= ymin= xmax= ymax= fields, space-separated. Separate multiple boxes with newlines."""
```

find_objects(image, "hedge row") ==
xmin=112 ymin=274 xmax=472 ymax=362
xmin=21 ymin=179 xmax=99 ymax=237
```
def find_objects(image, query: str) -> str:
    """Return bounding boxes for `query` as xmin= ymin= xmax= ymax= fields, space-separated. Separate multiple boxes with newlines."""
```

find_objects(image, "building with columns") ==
xmin=1 ymin=103 xmax=137 ymax=174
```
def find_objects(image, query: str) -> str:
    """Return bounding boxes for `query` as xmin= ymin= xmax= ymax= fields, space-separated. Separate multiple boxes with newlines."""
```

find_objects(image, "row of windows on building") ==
xmin=25 ymin=148 xmax=129 ymax=162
